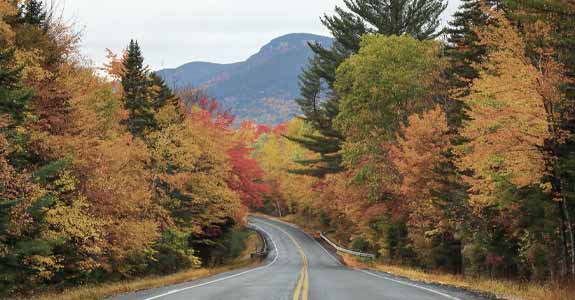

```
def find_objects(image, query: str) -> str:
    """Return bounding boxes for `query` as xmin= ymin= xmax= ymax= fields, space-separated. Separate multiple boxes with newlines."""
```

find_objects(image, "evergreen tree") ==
xmin=0 ymin=47 xmax=31 ymax=125
xmin=149 ymin=72 xmax=180 ymax=111
xmin=121 ymin=40 xmax=156 ymax=137
xmin=19 ymin=0 xmax=46 ymax=26
xmin=290 ymin=0 xmax=447 ymax=177
xmin=445 ymin=0 xmax=488 ymax=96
xmin=442 ymin=0 xmax=492 ymax=129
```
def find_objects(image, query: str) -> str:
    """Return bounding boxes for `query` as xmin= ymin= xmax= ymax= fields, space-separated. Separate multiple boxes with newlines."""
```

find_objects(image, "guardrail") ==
xmin=246 ymin=224 xmax=269 ymax=259
xmin=319 ymin=233 xmax=376 ymax=259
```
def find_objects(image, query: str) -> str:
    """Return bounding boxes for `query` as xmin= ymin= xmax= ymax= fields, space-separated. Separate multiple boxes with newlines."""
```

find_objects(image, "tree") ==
xmin=453 ymin=9 xmax=561 ymax=278
xmin=0 ymin=0 xmax=18 ymax=46
xmin=121 ymin=40 xmax=156 ymax=137
xmin=333 ymin=34 xmax=444 ymax=200
xmin=252 ymin=119 xmax=318 ymax=216
xmin=456 ymin=9 xmax=550 ymax=208
xmin=19 ymin=0 xmax=46 ymax=26
xmin=0 ymin=47 xmax=31 ymax=125
xmin=443 ymin=0 xmax=492 ymax=128
xmin=505 ymin=0 xmax=575 ymax=278
xmin=390 ymin=106 xmax=465 ymax=272
xmin=226 ymin=143 xmax=271 ymax=208
xmin=149 ymin=72 xmax=180 ymax=111
xmin=290 ymin=0 xmax=447 ymax=177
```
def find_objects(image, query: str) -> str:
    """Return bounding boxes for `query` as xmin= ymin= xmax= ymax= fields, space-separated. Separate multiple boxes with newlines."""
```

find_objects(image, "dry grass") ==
xmin=27 ymin=232 xmax=264 ymax=300
xmin=340 ymin=252 xmax=575 ymax=300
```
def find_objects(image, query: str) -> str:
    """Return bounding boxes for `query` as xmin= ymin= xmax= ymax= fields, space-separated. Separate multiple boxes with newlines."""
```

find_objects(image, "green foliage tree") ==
xmin=333 ymin=34 xmax=444 ymax=199
xmin=290 ymin=0 xmax=447 ymax=177
xmin=18 ymin=0 xmax=46 ymax=26
xmin=0 ymin=47 xmax=31 ymax=125
xmin=121 ymin=40 xmax=156 ymax=137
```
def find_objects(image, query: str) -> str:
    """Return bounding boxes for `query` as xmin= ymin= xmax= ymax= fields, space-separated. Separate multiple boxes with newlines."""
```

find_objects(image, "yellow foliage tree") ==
xmin=456 ymin=10 xmax=550 ymax=208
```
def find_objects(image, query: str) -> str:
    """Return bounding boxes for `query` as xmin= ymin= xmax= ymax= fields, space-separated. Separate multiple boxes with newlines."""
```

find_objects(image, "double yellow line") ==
xmin=263 ymin=221 xmax=309 ymax=300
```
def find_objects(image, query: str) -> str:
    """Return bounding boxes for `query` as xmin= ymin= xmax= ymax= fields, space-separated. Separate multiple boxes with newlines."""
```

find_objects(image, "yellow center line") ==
xmin=262 ymin=221 xmax=309 ymax=300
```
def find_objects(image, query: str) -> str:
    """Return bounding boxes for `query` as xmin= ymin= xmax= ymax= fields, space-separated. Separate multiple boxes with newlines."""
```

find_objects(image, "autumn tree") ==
xmin=390 ymin=106 xmax=465 ymax=271
xmin=333 ymin=34 xmax=444 ymax=201
xmin=453 ymin=8 xmax=562 ymax=279
xmin=252 ymin=119 xmax=318 ymax=217
xmin=0 ymin=1 xmax=18 ymax=46
xmin=227 ymin=143 xmax=271 ymax=208
xmin=504 ymin=0 xmax=575 ymax=279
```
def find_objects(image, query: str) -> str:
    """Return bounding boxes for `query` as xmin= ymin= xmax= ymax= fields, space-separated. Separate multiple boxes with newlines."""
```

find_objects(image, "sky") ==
xmin=61 ymin=0 xmax=462 ymax=71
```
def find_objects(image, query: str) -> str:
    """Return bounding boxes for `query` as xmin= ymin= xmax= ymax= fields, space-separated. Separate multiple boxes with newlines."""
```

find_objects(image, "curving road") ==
xmin=114 ymin=216 xmax=488 ymax=300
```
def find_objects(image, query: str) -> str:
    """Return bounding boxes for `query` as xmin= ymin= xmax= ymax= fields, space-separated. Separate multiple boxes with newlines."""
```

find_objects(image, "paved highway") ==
xmin=115 ymin=216 xmax=488 ymax=300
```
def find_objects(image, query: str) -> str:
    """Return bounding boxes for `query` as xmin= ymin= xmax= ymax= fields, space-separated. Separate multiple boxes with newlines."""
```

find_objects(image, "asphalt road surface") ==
xmin=114 ymin=216 xmax=490 ymax=300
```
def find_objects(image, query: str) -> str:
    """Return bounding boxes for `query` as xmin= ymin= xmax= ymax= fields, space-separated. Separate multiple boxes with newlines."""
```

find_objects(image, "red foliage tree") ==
xmin=227 ymin=143 xmax=271 ymax=208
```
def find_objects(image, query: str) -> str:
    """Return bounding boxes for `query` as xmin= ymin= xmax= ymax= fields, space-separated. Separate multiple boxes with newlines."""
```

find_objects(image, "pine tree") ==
xmin=121 ymin=40 xmax=156 ymax=137
xmin=0 ymin=47 xmax=31 ymax=125
xmin=290 ymin=0 xmax=447 ymax=177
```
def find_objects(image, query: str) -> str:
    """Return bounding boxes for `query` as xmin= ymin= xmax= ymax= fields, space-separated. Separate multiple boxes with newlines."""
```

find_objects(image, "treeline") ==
xmin=0 ymin=0 xmax=269 ymax=296
xmin=264 ymin=0 xmax=575 ymax=283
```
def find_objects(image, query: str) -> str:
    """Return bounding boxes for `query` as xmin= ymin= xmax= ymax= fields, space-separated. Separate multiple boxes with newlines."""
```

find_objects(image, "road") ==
xmin=115 ymin=216 xmax=488 ymax=300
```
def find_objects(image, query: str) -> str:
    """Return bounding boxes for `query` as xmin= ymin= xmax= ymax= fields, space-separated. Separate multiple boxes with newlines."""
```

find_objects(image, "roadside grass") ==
xmin=340 ymin=253 xmax=575 ymax=300
xmin=25 ymin=231 xmax=264 ymax=300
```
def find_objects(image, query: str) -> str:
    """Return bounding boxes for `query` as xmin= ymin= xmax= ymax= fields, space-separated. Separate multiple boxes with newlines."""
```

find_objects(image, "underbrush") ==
xmin=11 ymin=230 xmax=264 ymax=300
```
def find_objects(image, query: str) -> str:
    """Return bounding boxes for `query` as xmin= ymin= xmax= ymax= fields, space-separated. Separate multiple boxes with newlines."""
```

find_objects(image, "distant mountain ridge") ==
xmin=157 ymin=33 xmax=333 ymax=124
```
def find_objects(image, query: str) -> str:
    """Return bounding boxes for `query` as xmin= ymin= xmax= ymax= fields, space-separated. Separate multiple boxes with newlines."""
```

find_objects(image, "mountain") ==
xmin=156 ymin=33 xmax=333 ymax=125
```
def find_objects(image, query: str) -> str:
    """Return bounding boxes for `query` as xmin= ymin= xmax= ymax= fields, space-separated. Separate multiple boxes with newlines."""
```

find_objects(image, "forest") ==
xmin=1 ymin=0 xmax=575 ymax=299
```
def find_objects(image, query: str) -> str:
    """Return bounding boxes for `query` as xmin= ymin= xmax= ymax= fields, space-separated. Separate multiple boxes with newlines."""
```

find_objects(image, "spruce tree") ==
xmin=445 ymin=0 xmax=488 ymax=94
xmin=121 ymin=40 xmax=156 ymax=137
xmin=290 ymin=0 xmax=447 ymax=177
xmin=0 ymin=48 xmax=31 ymax=126
xmin=442 ymin=0 xmax=493 ymax=128
xmin=19 ymin=0 xmax=46 ymax=26
xmin=149 ymin=72 xmax=180 ymax=111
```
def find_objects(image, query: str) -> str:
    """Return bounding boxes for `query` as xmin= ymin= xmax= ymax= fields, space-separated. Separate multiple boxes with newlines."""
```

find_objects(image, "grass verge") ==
xmin=26 ymin=231 xmax=264 ymax=300
xmin=340 ymin=253 xmax=575 ymax=300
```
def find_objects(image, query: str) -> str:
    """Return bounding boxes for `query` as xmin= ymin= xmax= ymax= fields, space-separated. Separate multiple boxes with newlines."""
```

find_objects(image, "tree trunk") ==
xmin=559 ymin=201 xmax=569 ymax=278
xmin=560 ymin=178 xmax=575 ymax=279
xmin=275 ymin=200 xmax=283 ymax=217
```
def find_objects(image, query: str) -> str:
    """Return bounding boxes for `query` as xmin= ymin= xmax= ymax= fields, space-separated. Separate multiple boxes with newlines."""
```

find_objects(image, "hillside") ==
xmin=157 ymin=33 xmax=333 ymax=124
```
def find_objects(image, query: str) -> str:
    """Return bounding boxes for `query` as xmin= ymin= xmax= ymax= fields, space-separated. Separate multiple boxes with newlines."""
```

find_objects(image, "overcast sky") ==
xmin=61 ymin=0 xmax=462 ymax=70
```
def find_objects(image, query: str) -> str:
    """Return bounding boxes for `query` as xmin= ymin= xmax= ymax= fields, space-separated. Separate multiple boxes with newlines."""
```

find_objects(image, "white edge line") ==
xmin=141 ymin=224 xmax=279 ymax=300
xmin=358 ymin=269 xmax=464 ymax=300
xmin=255 ymin=217 xmax=342 ymax=266
xmin=257 ymin=217 xmax=460 ymax=300
xmin=301 ymin=229 xmax=342 ymax=266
